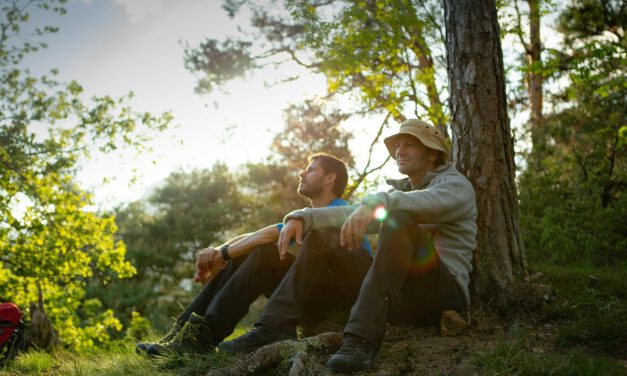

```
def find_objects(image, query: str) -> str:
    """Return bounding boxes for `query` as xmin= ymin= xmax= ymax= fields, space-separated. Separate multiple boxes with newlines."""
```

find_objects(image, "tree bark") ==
xmin=443 ymin=0 xmax=526 ymax=301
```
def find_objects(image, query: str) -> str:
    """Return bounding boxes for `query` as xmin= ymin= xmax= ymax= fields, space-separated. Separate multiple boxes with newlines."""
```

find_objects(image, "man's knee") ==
xmin=307 ymin=228 xmax=342 ymax=246
xmin=380 ymin=211 xmax=417 ymax=234
xmin=295 ymin=228 xmax=342 ymax=261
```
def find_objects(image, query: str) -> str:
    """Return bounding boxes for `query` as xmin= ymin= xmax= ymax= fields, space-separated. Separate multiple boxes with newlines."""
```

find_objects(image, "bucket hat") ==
xmin=383 ymin=119 xmax=448 ymax=159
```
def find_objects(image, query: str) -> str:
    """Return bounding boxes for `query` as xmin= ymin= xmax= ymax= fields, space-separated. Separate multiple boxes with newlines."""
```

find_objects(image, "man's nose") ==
xmin=396 ymin=145 xmax=405 ymax=158
xmin=299 ymin=170 xmax=306 ymax=178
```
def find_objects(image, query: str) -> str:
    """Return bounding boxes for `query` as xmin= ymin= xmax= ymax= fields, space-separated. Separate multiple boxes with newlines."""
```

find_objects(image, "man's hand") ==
xmin=194 ymin=247 xmax=225 ymax=285
xmin=341 ymin=205 xmax=375 ymax=250
xmin=277 ymin=218 xmax=303 ymax=260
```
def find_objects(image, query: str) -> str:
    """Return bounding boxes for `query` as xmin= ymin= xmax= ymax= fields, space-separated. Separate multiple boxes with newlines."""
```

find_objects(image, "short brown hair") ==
xmin=308 ymin=153 xmax=348 ymax=198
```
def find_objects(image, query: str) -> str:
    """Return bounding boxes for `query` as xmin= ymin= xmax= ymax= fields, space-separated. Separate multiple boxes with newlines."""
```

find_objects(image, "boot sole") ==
xmin=326 ymin=358 xmax=373 ymax=374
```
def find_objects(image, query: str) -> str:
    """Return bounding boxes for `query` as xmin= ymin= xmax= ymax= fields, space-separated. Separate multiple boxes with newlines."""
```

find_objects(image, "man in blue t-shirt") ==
xmin=136 ymin=153 xmax=372 ymax=356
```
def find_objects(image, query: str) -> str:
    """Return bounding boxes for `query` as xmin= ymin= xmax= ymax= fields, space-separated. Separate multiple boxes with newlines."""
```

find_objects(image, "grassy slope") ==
xmin=469 ymin=263 xmax=627 ymax=375
xmin=2 ymin=264 xmax=625 ymax=375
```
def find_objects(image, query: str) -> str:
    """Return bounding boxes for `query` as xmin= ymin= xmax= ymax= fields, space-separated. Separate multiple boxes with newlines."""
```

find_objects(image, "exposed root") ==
xmin=206 ymin=332 xmax=342 ymax=376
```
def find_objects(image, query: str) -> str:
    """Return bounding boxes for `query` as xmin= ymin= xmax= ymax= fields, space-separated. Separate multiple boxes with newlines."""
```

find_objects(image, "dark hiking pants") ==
xmin=345 ymin=211 xmax=466 ymax=347
xmin=177 ymin=243 xmax=294 ymax=344
xmin=256 ymin=228 xmax=373 ymax=332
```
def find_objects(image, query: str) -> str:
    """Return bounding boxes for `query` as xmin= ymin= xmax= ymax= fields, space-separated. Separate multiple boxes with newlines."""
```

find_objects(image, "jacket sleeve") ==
xmin=362 ymin=175 xmax=476 ymax=224
xmin=283 ymin=205 xmax=357 ymax=233
xmin=284 ymin=204 xmax=384 ymax=234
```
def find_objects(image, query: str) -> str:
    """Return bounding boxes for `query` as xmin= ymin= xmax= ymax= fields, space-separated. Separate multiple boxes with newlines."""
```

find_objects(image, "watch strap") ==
xmin=220 ymin=244 xmax=231 ymax=262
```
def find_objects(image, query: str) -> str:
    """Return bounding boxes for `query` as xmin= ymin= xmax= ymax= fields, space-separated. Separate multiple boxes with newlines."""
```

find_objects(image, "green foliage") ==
xmin=286 ymin=0 xmax=447 ymax=127
xmin=183 ymin=39 xmax=255 ymax=95
xmin=0 ymin=0 xmax=172 ymax=351
xmin=188 ymin=0 xmax=448 ymax=128
xmin=557 ymin=0 xmax=626 ymax=45
xmin=125 ymin=311 xmax=151 ymax=341
xmin=518 ymin=0 xmax=626 ymax=267
xmin=92 ymin=163 xmax=244 ymax=332
xmin=184 ymin=0 xmax=448 ymax=195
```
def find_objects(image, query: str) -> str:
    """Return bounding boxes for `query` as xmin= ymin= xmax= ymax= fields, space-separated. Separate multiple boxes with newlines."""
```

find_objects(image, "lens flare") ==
xmin=373 ymin=205 xmax=387 ymax=221
xmin=409 ymin=241 xmax=438 ymax=274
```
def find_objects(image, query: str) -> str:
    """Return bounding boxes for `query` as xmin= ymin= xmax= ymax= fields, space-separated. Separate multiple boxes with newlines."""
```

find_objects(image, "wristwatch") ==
xmin=220 ymin=244 xmax=231 ymax=262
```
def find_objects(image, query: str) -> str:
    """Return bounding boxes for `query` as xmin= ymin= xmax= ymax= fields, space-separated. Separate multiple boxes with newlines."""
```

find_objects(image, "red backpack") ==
xmin=0 ymin=303 xmax=24 ymax=366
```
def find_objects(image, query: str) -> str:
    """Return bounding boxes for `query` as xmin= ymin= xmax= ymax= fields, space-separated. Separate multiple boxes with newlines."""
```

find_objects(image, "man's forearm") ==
xmin=223 ymin=225 xmax=280 ymax=259
xmin=220 ymin=233 xmax=250 ymax=248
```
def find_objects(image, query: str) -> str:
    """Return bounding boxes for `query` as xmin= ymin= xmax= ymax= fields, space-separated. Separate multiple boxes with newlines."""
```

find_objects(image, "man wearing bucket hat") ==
xmin=221 ymin=118 xmax=477 ymax=374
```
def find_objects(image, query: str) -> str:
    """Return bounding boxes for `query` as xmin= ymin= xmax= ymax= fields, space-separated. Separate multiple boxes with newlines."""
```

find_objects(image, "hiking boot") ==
xmin=147 ymin=313 xmax=214 ymax=356
xmin=218 ymin=325 xmax=294 ymax=354
xmin=326 ymin=333 xmax=377 ymax=374
xmin=135 ymin=321 xmax=182 ymax=355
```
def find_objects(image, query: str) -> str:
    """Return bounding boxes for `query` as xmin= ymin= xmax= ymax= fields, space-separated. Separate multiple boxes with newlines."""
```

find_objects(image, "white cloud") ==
xmin=114 ymin=0 xmax=165 ymax=23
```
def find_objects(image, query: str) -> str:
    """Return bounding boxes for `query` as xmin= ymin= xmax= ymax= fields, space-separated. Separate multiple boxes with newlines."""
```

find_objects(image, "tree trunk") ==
xmin=443 ymin=0 xmax=526 ymax=301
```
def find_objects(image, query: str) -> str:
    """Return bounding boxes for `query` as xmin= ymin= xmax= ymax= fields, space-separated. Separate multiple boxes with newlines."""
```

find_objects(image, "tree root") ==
xmin=206 ymin=332 xmax=343 ymax=376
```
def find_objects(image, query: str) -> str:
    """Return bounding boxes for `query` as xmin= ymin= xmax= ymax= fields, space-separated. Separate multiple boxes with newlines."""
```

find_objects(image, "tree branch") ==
xmin=514 ymin=0 xmax=532 ymax=54
xmin=345 ymin=113 xmax=392 ymax=198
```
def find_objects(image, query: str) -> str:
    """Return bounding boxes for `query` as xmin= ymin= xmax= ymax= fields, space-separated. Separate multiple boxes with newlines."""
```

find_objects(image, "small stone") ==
xmin=524 ymin=271 xmax=543 ymax=282
xmin=440 ymin=310 xmax=468 ymax=337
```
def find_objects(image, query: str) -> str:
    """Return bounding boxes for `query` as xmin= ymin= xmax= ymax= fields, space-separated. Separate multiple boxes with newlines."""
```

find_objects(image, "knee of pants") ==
xmin=305 ymin=228 xmax=342 ymax=250
xmin=379 ymin=211 xmax=419 ymax=237
xmin=309 ymin=228 xmax=341 ymax=244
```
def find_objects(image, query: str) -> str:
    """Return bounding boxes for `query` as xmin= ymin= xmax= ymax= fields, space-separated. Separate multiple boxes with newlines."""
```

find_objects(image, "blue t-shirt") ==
xmin=276 ymin=198 xmax=373 ymax=256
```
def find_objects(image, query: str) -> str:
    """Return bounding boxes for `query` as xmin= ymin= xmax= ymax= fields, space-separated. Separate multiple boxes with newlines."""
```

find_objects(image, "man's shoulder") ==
xmin=328 ymin=198 xmax=349 ymax=207
xmin=430 ymin=165 xmax=475 ymax=190
xmin=434 ymin=164 xmax=470 ymax=181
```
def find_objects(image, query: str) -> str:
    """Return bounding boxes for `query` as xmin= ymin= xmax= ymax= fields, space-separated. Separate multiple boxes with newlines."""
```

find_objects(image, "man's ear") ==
xmin=323 ymin=172 xmax=337 ymax=188
xmin=428 ymin=149 xmax=439 ymax=163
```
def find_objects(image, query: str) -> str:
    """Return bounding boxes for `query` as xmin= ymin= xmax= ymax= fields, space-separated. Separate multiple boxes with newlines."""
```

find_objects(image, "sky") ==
xmin=23 ymin=0 xmax=388 ymax=208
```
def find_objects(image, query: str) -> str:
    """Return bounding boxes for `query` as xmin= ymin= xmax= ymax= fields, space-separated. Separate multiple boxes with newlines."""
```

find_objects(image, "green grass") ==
xmin=2 ymin=341 xmax=165 ymax=376
xmin=2 ymin=350 xmax=58 ymax=375
xmin=0 ymin=339 xmax=240 ymax=376
xmin=532 ymin=263 xmax=627 ymax=356
xmin=472 ymin=332 xmax=627 ymax=376
xmin=472 ymin=262 xmax=627 ymax=375
xmin=2 ymin=266 xmax=625 ymax=375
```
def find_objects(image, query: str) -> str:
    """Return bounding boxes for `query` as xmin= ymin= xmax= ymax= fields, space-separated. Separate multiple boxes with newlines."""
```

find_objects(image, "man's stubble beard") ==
xmin=398 ymin=153 xmax=429 ymax=176
xmin=297 ymin=182 xmax=323 ymax=201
